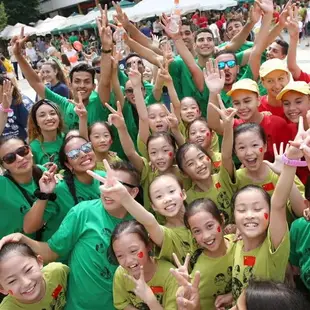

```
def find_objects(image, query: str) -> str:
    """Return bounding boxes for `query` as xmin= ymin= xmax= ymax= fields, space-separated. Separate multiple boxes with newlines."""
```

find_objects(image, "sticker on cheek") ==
xmin=206 ymin=132 xmax=210 ymax=137
xmin=137 ymin=251 xmax=144 ymax=259
xmin=217 ymin=226 xmax=221 ymax=233
xmin=109 ymin=139 xmax=113 ymax=144
xmin=168 ymin=152 xmax=173 ymax=157
xmin=264 ymin=213 xmax=269 ymax=220
xmin=259 ymin=147 xmax=263 ymax=153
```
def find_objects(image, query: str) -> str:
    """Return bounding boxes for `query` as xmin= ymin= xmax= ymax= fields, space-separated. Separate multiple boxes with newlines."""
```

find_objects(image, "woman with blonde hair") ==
xmin=25 ymin=41 xmax=38 ymax=69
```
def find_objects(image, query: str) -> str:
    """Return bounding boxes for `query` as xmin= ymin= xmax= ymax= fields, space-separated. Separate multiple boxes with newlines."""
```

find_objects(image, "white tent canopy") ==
xmin=127 ymin=0 xmax=237 ymax=22
xmin=34 ymin=15 xmax=67 ymax=35
xmin=6 ymin=23 xmax=37 ymax=39
xmin=0 ymin=25 xmax=14 ymax=39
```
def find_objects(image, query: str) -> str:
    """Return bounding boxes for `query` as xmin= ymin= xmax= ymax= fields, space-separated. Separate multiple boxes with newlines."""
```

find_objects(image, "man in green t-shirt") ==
xmin=68 ymin=32 xmax=79 ymax=44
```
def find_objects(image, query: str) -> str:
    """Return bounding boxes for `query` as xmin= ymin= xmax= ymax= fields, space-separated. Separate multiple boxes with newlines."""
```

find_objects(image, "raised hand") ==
xmin=286 ymin=4 xmax=299 ymax=37
xmin=10 ymin=27 xmax=28 ymax=56
xmin=165 ymin=103 xmax=179 ymax=130
xmin=248 ymin=2 xmax=262 ymax=24
xmin=255 ymin=0 xmax=274 ymax=15
xmin=69 ymin=92 xmax=87 ymax=119
xmin=39 ymin=164 xmax=57 ymax=194
xmin=172 ymin=253 xmax=190 ymax=282
xmin=203 ymin=60 xmax=225 ymax=94
xmin=96 ymin=4 xmax=113 ymax=50
xmin=106 ymin=101 xmax=125 ymax=129
xmin=263 ymin=143 xmax=289 ymax=175
xmin=160 ymin=13 xmax=182 ymax=40
xmin=112 ymin=0 xmax=130 ymax=30
xmin=111 ymin=47 xmax=122 ymax=70
xmin=209 ymin=94 xmax=237 ymax=127
xmin=2 ymin=79 xmax=14 ymax=110
xmin=278 ymin=0 xmax=292 ymax=27
xmin=127 ymin=64 xmax=142 ymax=88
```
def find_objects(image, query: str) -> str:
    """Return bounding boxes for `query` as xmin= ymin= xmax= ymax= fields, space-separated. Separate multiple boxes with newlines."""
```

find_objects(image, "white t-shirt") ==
xmin=153 ymin=21 xmax=163 ymax=34
xmin=7 ymin=46 xmax=16 ymax=62
xmin=298 ymin=20 xmax=303 ymax=32
xmin=306 ymin=8 xmax=310 ymax=23
xmin=25 ymin=47 xmax=38 ymax=62
xmin=209 ymin=23 xmax=220 ymax=39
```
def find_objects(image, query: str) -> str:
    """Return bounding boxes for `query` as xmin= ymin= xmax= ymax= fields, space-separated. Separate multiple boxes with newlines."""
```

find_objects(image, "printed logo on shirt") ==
xmin=232 ymin=265 xmax=244 ymax=300
xmin=93 ymin=261 xmax=112 ymax=280
xmin=20 ymin=205 xmax=28 ymax=214
xmin=212 ymin=266 xmax=233 ymax=299
xmin=128 ymin=289 xmax=164 ymax=310
xmin=41 ymin=284 xmax=66 ymax=310
xmin=216 ymin=191 xmax=231 ymax=224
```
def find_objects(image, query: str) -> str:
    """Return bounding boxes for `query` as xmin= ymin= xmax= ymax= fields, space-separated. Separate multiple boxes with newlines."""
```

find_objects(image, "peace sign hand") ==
xmin=128 ymin=64 xmax=142 ymax=88
xmin=165 ymin=103 xmax=179 ymax=130
xmin=2 ymin=79 xmax=14 ymax=110
xmin=39 ymin=164 xmax=57 ymax=194
xmin=125 ymin=266 xmax=157 ymax=305
xmin=112 ymin=0 xmax=130 ymax=30
xmin=204 ymin=60 xmax=225 ymax=94
xmin=172 ymin=253 xmax=191 ymax=282
xmin=11 ymin=27 xmax=28 ymax=56
xmin=209 ymin=94 xmax=237 ymax=128
xmin=69 ymin=92 xmax=87 ymax=119
xmin=96 ymin=4 xmax=113 ymax=50
xmin=106 ymin=101 xmax=125 ymax=129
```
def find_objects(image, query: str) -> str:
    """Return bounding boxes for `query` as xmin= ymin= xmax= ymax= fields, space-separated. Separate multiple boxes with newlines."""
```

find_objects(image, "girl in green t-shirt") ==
xmin=111 ymin=220 xmax=178 ymax=310
xmin=0 ymin=242 xmax=69 ymax=309
xmin=28 ymin=100 xmax=65 ymax=169
xmin=231 ymin=124 xmax=304 ymax=301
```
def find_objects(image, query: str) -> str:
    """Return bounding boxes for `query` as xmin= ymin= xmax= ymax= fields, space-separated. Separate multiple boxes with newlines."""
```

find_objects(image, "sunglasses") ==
xmin=66 ymin=142 xmax=93 ymax=160
xmin=218 ymin=60 xmax=236 ymax=70
xmin=125 ymin=87 xmax=145 ymax=94
xmin=126 ymin=60 xmax=143 ymax=68
xmin=0 ymin=145 xmax=30 ymax=165
xmin=119 ymin=180 xmax=138 ymax=189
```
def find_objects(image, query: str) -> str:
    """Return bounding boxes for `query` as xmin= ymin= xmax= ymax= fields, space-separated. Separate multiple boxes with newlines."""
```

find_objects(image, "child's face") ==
xmin=262 ymin=70 xmax=290 ymax=98
xmin=234 ymin=131 xmax=266 ymax=171
xmin=0 ymin=253 xmax=44 ymax=303
xmin=188 ymin=121 xmax=212 ymax=149
xmin=150 ymin=175 xmax=185 ymax=218
xmin=113 ymin=233 xmax=149 ymax=279
xmin=232 ymin=90 xmax=259 ymax=121
xmin=148 ymin=137 xmax=174 ymax=172
xmin=89 ymin=123 xmax=112 ymax=153
xmin=148 ymin=104 xmax=169 ymax=133
xmin=180 ymin=98 xmax=200 ymax=123
xmin=282 ymin=92 xmax=310 ymax=124
xmin=234 ymin=189 xmax=269 ymax=240
xmin=188 ymin=210 xmax=224 ymax=253
xmin=182 ymin=146 xmax=212 ymax=181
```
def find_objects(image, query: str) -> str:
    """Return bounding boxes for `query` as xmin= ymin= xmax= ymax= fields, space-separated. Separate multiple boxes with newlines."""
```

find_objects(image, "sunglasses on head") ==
xmin=66 ymin=142 xmax=93 ymax=160
xmin=126 ymin=60 xmax=143 ymax=68
xmin=0 ymin=145 xmax=30 ymax=165
xmin=218 ymin=60 xmax=236 ymax=70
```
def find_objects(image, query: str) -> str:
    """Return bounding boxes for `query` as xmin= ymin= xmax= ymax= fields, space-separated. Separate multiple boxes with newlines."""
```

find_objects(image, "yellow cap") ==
xmin=276 ymin=81 xmax=310 ymax=100
xmin=259 ymin=58 xmax=289 ymax=78
xmin=226 ymin=78 xmax=259 ymax=96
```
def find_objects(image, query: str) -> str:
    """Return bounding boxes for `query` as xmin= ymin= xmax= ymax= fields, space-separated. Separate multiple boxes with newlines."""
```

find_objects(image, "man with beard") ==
xmin=266 ymin=39 xmax=289 ymax=61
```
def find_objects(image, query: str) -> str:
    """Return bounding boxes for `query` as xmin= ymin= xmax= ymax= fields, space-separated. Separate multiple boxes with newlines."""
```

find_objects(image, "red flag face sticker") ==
xmin=264 ymin=213 xmax=269 ymax=220
xmin=259 ymin=147 xmax=263 ymax=153
xmin=137 ymin=251 xmax=144 ymax=259
xmin=244 ymin=256 xmax=256 ymax=267
xmin=217 ymin=226 xmax=221 ymax=232
xmin=168 ymin=151 xmax=173 ymax=157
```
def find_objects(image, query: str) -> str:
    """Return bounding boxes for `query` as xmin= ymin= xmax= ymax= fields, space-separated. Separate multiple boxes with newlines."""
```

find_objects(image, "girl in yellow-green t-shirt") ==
xmin=0 ymin=242 xmax=69 ymax=309
xmin=231 ymin=131 xmax=303 ymax=301
xmin=233 ymin=123 xmax=305 ymax=219
xmin=111 ymin=220 xmax=178 ymax=310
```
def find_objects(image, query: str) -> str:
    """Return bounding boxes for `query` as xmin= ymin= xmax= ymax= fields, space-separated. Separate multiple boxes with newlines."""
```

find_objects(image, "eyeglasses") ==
xmin=0 ymin=145 xmax=30 ymax=165
xmin=125 ymin=87 xmax=145 ymax=94
xmin=119 ymin=180 xmax=138 ymax=189
xmin=95 ymin=67 xmax=100 ymax=74
xmin=218 ymin=60 xmax=236 ymax=70
xmin=66 ymin=142 xmax=93 ymax=160
xmin=126 ymin=60 xmax=143 ymax=68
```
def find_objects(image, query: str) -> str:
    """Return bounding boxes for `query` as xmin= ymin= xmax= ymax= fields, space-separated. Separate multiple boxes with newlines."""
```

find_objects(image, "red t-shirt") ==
xmin=198 ymin=16 xmax=208 ymax=28
xmin=234 ymin=114 xmax=293 ymax=162
xmin=258 ymin=95 xmax=286 ymax=119
xmin=288 ymin=123 xmax=308 ymax=185
xmin=296 ymin=70 xmax=310 ymax=83
xmin=192 ymin=14 xmax=199 ymax=25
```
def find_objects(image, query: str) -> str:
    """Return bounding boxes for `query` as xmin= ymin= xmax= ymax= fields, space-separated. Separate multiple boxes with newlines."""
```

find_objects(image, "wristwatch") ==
xmin=281 ymin=154 xmax=307 ymax=167
xmin=100 ymin=47 xmax=112 ymax=54
xmin=34 ymin=189 xmax=57 ymax=201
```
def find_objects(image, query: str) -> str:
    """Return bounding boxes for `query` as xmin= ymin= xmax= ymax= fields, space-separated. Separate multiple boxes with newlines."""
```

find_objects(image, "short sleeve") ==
xmin=45 ymin=87 xmax=69 ymax=112
xmin=137 ymin=135 xmax=148 ymax=159
xmin=47 ymin=207 xmax=82 ymax=258
xmin=163 ymin=274 xmax=178 ymax=310
xmin=113 ymin=267 xmax=130 ymax=309
xmin=141 ymin=157 xmax=151 ymax=184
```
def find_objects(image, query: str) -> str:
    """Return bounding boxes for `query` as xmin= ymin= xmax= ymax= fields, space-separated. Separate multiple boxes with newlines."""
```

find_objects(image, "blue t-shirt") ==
xmin=50 ymin=82 xmax=70 ymax=98
xmin=140 ymin=26 xmax=152 ymax=38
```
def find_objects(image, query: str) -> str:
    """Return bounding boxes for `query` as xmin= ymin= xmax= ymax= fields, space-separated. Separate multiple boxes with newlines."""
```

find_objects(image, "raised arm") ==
xmin=111 ymin=49 xmax=125 ymax=108
xmin=11 ymin=29 xmax=45 ymax=98
xmin=0 ymin=80 xmax=13 ymax=135
xmin=71 ymin=92 xmax=88 ymax=140
xmin=270 ymin=118 xmax=304 ymax=249
xmin=96 ymin=4 xmax=112 ymax=104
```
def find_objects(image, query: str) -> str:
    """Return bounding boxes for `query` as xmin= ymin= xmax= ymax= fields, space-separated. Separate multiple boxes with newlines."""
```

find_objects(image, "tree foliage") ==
xmin=0 ymin=2 xmax=8 ymax=31
xmin=2 ymin=0 xmax=40 ymax=25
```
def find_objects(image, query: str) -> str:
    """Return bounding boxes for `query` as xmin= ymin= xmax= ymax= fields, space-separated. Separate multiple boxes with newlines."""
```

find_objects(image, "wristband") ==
xmin=0 ymin=104 xmax=12 ymax=113
xmin=281 ymin=154 xmax=307 ymax=167
xmin=100 ymin=47 xmax=112 ymax=54
xmin=34 ymin=189 xmax=57 ymax=201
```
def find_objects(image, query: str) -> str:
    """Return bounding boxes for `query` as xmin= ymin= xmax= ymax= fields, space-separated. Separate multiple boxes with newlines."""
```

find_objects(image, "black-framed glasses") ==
xmin=66 ymin=142 xmax=93 ymax=160
xmin=218 ymin=60 xmax=236 ymax=70
xmin=119 ymin=180 xmax=138 ymax=189
xmin=0 ymin=145 xmax=30 ymax=165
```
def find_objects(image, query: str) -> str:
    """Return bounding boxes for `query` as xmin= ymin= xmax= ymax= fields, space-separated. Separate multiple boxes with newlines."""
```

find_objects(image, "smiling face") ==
xmin=266 ymin=42 xmax=286 ymax=60
xmin=234 ymin=188 xmax=269 ymax=240
xmin=231 ymin=90 xmax=259 ymax=121
xmin=188 ymin=210 xmax=224 ymax=253
xmin=195 ymin=32 xmax=215 ymax=58
xmin=0 ymin=253 xmax=44 ymax=303
xmin=150 ymin=175 xmax=185 ymax=218
xmin=282 ymin=92 xmax=310 ymax=123
xmin=182 ymin=145 xmax=212 ymax=181
xmin=113 ymin=233 xmax=149 ymax=279
xmin=35 ymin=104 xmax=60 ymax=133
xmin=41 ymin=64 xmax=57 ymax=84
xmin=89 ymin=123 xmax=113 ymax=153
xmin=147 ymin=136 xmax=175 ymax=172
xmin=180 ymin=97 xmax=200 ymax=123
xmin=188 ymin=120 xmax=212 ymax=149
xmin=262 ymin=70 xmax=290 ymax=98
xmin=216 ymin=53 xmax=239 ymax=86
xmin=180 ymin=25 xmax=194 ymax=50
xmin=0 ymin=139 xmax=33 ymax=176
xmin=64 ymin=137 xmax=96 ymax=173
xmin=234 ymin=130 xmax=266 ymax=171
xmin=226 ymin=21 xmax=243 ymax=40
xmin=70 ymin=71 xmax=95 ymax=101
xmin=147 ymin=104 xmax=169 ymax=133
